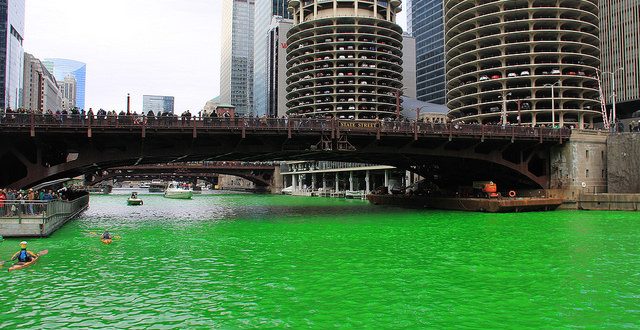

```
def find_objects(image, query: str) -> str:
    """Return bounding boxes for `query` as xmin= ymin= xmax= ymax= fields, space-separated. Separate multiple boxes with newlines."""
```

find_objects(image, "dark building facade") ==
xmin=407 ymin=0 xmax=445 ymax=105
xmin=254 ymin=0 xmax=292 ymax=117
xmin=0 ymin=0 xmax=25 ymax=111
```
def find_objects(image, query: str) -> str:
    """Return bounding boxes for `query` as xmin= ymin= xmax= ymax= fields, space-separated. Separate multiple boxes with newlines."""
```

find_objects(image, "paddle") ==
xmin=0 ymin=250 xmax=48 ymax=267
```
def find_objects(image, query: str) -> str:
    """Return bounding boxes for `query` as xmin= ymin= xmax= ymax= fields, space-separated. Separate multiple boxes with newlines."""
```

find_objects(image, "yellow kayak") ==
xmin=101 ymin=238 xmax=113 ymax=245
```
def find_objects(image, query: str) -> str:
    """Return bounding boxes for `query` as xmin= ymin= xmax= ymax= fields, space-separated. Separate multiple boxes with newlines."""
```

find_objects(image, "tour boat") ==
xmin=163 ymin=182 xmax=193 ymax=200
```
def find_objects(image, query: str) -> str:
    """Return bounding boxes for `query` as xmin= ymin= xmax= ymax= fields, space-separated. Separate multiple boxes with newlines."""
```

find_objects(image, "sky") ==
xmin=25 ymin=0 xmax=406 ymax=113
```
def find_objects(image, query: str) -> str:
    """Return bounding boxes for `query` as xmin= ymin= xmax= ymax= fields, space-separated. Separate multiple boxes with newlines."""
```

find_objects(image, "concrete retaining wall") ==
xmin=578 ymin=193 xmax=640 ymax=211
xmin=607 ymin=134 xmax=640 ymax=193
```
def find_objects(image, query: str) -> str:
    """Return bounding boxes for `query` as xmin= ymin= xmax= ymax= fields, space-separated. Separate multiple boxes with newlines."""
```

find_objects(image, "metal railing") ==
xmin=0 ymin=113 xmax=573 ymax=140
xmin=0 ymin=195 xmax=89 ymax=223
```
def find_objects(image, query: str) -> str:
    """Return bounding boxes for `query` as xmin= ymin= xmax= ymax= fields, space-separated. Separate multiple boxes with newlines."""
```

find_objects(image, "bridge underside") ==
xmin=88 ymin=168 xmax=274 ymax=188
xmin=0 ymin=130 xmax=556 ymax=191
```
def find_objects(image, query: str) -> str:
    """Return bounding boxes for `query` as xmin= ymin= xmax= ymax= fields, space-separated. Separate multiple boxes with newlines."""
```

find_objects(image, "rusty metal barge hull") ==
xmin=367 ymin=194 xmax=563 ymax=213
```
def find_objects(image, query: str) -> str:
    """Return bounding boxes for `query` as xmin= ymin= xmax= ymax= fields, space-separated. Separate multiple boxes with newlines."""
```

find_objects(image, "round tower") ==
xmin=286 ymin=0 xmax=404 ymax=119
xmin=445 ymin=0 xmax=601 ymax=128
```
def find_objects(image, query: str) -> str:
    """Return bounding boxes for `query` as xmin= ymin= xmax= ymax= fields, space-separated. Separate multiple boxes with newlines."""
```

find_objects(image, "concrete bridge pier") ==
xmin=384 ymin=170 xmax=389 ymax=188
xmin=312 ymin=174 xmax=317 ymax=191
xmin=292 ymin=175 xmax=298 ymax=192
xmin=365 ymin=171 xmax=371 ymax=194
xmin=349 ymin=172 xmax=354 ymax=191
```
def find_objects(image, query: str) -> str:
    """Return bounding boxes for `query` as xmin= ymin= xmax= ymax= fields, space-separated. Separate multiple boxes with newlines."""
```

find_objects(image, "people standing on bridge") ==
xmin=147 ymin=110 xmax=155 ymax=125
xmin=26 ymin=189 xmax=36 ymax=215
xmin=0 ymin=189 xmax=6 ymax=216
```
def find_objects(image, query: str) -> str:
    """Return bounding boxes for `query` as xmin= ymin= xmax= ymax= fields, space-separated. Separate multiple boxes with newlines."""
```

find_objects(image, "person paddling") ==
xmin=101 ymin=231 xmax=111 ymax=240
xmin=11 ymin=241 xmax=37 ymax=263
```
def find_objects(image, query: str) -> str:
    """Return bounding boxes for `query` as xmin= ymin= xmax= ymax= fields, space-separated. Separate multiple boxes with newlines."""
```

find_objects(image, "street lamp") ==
xmin=544 ymin=82 xmax=560 ymax=127
xmin=500 ymin=91 xmax=512 ymax=127
xmin=601 ymin=68 xmax=624 ymax=131
xmin=395 ymin=87 xmax=407 ymax=119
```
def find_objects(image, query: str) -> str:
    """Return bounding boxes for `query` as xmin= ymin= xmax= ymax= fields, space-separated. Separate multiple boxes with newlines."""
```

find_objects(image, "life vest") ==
xmin=18 ymin=249 xmax=30 ymax=262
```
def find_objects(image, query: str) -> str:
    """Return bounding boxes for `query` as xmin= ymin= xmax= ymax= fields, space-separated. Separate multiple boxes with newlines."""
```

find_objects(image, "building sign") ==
xmin=339 ymin=121 xmax=377 ymax=129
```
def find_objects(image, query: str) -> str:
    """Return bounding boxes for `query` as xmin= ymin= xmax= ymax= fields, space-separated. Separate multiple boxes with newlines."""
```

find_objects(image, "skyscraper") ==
xmin=59 ymin=75 xmax=77 ymax=111
xmin=143 ymin=95 xmax=175 ymax=114
xmin=406 ymin=0 xmax=446 ymax=104
xmin=0 ymin=0 xmax=25 ymax=110
xmin=266 ymin=16 xmax=292 ymax=118
xmin=599 ymin=1 xmax=640 ymax=116
xmin=23 ymin=53 xmax=62 ymax=112
xmin=444 ymin=0 xmax=601 ymax=128
xmin=43 ymin=58 xmax=86 ymax=110
xmin=253 ymin=0 xmax=291 ymax=117
xmin=286 ymin=1 xmax=404 ymax=119
xmin=220 ymin=0 xmax=255 ymax=117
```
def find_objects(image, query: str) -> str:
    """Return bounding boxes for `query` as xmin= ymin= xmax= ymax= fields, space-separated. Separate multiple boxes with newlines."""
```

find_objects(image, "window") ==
xmin=586 ymin=150 xmax=589 ymax=159
xmin=586 ymin=169 xmax=589 ymax=178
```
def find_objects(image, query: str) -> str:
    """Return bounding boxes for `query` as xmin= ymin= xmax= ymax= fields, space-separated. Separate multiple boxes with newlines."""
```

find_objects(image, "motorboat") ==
xmin=127 ymin=192 xmax=144 ymax=205
xmin=164 ymin=182 xmax=193 ymax=199
xmin=149 ymin=180 xmax=166 ymax=193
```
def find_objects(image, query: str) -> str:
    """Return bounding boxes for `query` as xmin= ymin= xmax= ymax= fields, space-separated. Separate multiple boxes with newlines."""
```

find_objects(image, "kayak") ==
xmin=101 ymin=238 xmax=113 ymax=245
xmin=7 ymin=250 xmax=48 ymax=272
xmin=8 ymin=255 xmax=39 ymax=272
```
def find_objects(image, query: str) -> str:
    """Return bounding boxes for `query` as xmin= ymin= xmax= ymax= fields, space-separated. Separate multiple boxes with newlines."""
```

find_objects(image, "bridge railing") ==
xmin=0 ymin=113 xmax=572 ymax=140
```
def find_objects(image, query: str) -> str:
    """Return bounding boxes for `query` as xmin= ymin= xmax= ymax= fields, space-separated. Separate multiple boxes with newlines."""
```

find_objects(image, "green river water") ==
xmin=0 ymin=192 xmax=639 ymax=328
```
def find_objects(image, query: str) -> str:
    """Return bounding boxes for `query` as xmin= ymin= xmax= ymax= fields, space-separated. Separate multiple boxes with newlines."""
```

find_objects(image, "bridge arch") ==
xmin=0 ymin=117 xmax=568 ymax=190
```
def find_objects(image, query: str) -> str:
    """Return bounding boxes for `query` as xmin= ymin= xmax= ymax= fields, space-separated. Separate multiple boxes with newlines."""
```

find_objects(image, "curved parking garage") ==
xmin=286 ymin=0 xmax=403 ymax=119
xmin=445 ymin=0 xmax=601 ymax=128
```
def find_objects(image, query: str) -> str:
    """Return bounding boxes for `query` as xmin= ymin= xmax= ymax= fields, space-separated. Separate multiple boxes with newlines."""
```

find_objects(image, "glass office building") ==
xmin=0 ymin=0 xmax=25 ymax=110
xmin=599 ymin=0 xmax=640 ymax=115
xmin=253 ymin=0 xmax=291 ymax=117
xmin=43 ymin=58 xmax=86 ymax=110
xmin=143 ymin=95 xmax=175 ymax=114
xmin=406 ymin=0 xmax=446 ymax=105
xmin=220 ymin=0 xmax=255 ymax=116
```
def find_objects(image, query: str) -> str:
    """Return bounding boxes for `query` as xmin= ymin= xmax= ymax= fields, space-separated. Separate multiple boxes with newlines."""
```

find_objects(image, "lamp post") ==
xmin=500 ymin=91 xmax=512 ymax=127
xmin=516 ymin=99 xmax=522 ymax=125
xmin=544 ymin=82 xmax=560 ymax=127
xmin=602 ymin=68 xmax=624 ymax=131
xmin=395 ymin=87 xmax=407 ymax=120
xmin=126 ymin=93 xmax=131 ymax=115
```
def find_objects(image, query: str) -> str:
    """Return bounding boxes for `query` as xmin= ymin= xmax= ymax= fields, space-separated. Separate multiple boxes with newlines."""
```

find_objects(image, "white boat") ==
xmin=163 ymin=182 xmax=193 ymax=199
xmin=345 ymin=190 xmax=366 ymax=199
xmin=281 ymin=186 xmax=293 ymax=195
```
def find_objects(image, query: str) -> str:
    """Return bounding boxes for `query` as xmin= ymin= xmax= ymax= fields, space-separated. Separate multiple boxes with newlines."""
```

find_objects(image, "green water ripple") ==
xmin=0 ymin=193 xmax=639 ymax=328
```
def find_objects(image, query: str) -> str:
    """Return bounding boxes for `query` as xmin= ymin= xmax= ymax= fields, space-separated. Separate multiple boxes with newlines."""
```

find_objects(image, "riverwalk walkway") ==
xmin=0 ymin=194 xmax=89 ymax=237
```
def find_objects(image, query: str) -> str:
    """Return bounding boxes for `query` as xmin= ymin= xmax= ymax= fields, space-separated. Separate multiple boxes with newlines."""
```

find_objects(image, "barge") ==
xmin=367 ymin=194 xmax=563 ymax=213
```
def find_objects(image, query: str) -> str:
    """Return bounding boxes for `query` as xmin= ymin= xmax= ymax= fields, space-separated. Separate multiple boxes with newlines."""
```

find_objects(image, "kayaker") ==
xmin=11 ymin=241 xmax=37 ymax=263
xmin=101 ymin=231 xmax=111 ymax=240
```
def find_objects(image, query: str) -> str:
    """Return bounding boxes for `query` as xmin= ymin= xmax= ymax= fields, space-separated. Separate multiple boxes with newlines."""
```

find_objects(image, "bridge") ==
xmin=87 ymin=162 xmax=278 ymax=189
xmin=0 ymin=114 xmax=571 ymax=190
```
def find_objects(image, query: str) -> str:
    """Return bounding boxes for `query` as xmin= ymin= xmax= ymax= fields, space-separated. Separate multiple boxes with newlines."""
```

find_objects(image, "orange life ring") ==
xmin=508 ymin=190 xmax=516 ymax=198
